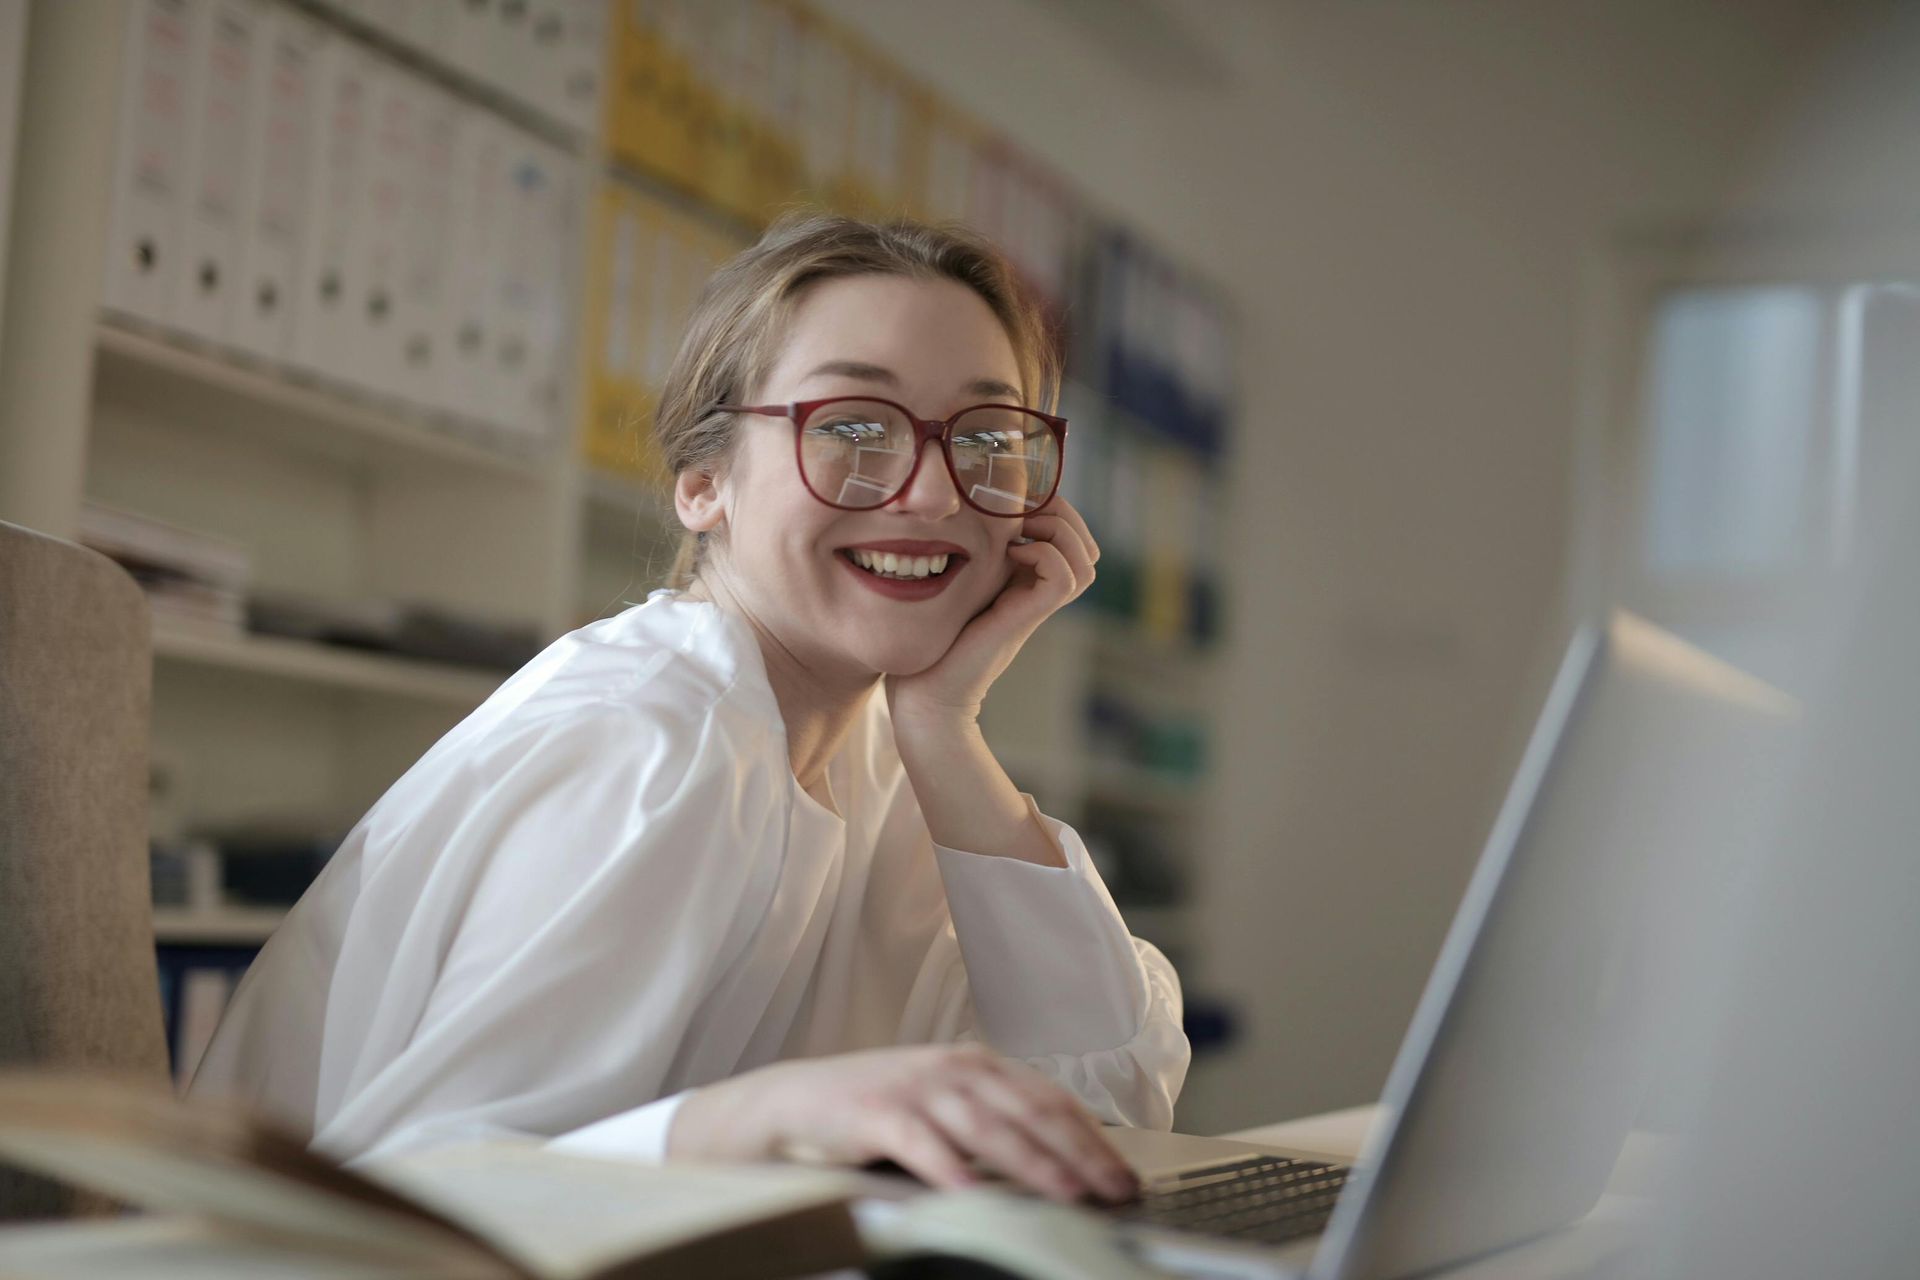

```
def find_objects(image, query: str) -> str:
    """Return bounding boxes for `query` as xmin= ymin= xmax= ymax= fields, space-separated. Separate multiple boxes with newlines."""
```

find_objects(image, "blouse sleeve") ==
xmin=918 ymin=796 xmax=1191 ymax=1131
xmin=308 ymin=696 xmax=784 ymax=1169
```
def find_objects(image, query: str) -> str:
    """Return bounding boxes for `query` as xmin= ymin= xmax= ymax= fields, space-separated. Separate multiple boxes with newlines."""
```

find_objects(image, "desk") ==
xmin=1222 ymin=1105 xmax=1660 ymax=1280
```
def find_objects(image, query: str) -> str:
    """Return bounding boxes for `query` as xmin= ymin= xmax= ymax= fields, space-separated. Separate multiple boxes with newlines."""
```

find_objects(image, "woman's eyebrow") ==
xmin=801 ymin=361 xmax=1023 ymax=402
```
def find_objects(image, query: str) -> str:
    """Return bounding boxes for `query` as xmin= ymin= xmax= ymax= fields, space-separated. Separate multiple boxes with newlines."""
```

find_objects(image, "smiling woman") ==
xmin=188 ymin=213 xmax=1189 ymax=1207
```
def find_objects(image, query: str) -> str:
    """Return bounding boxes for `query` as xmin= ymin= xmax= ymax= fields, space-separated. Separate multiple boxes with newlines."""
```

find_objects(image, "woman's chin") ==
xmin=854 ymin=635 xmax=958 ymax=680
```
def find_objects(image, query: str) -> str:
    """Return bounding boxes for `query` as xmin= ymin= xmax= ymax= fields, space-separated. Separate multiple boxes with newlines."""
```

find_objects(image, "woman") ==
xmin=192 ymin=213 xmax=1189 ymax=1205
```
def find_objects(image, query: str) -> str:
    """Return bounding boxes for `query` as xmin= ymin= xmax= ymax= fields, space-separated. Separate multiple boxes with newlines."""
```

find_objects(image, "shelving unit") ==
xmin=152 ymin=907 xmax=288 ymax=947
xmin=94 ymin=321 xmax=551 ymax=478
xmin=0 ymin=1 xmax=1233 ymax=1018
xmin=152 ymin=614 xmax=504 ymax=706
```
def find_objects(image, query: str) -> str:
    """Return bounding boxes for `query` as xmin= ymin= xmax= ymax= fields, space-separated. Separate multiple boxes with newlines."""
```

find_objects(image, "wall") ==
xmin=816 ymin=0 xmax=1863 ymax=1131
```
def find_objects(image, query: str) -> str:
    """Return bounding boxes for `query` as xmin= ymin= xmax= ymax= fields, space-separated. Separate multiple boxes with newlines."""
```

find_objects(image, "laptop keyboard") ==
xmin=1108 ymin=1153 xmax=1351 ymax=1245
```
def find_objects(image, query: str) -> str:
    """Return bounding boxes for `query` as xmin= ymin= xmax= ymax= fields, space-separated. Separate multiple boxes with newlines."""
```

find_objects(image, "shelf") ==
xmin=93 ymin=321 xmax=549 ymax=480
xmin=152 ymin=906 xmax=286 ymax=946
xmin=152 ymin=615 xmax=506 ymax=707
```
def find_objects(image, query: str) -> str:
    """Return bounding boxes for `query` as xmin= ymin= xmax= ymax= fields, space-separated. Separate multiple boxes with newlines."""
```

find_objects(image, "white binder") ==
xmin=103 ymin=0 xmax=197 ymax=328
xmin=174 ymin=0 xmax=256 ymax=346
xmin=393 ymin=79 xmax=461 ymax=413
xmin=288 ymin=30 xmax=373 ymax=387
xmin=523 ymin=142 xmax=580 ymax=444
xmin=231 ymin=0 xmax=321 ymax=364
xmin=352 ymin=56 xmax=422 ymax=400
xmin=491 ymin=123 xmax=547 ymax=436
xmin=440 ymin=105 xmax=508 ymax=427
xmin=555 ymin=0 xmax=608 ymax=137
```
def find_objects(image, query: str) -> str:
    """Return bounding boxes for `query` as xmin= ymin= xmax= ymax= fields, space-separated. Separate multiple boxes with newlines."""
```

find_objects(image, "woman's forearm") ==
xmin=890 ymin=711 xmax=1066 ymax=867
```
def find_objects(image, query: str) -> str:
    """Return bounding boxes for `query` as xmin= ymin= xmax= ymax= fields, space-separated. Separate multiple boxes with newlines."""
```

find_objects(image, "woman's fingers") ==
xmin=870 ymin=1108 xmax=979 ymax=1192
xmin=920 ymin=1085 xmax=1089 ymax=1202
xmin=1035 ymin=497 xmax=1101 ymax=565
xmin=1005 ymin=539 xmax=1075 ymax=594
xmin=1017 ymin=514 xmax=1096 ymax=600
xmin=964 ymin=1067 xmax=1138 ymax=1203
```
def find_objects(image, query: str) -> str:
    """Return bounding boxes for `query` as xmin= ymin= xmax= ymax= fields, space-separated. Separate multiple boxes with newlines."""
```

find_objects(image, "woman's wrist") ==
xmin=668 ymin=1073 xmax=785 ymax=1161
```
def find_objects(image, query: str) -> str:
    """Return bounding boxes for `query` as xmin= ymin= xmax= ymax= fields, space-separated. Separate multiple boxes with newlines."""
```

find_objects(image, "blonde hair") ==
xmin=653 ymin=211 xmax=1061 ymax=589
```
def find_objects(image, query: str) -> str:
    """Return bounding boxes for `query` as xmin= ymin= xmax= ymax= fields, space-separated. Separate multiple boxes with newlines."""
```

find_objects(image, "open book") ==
xmin=0 ymin=1073 xmax=868 ymax=1280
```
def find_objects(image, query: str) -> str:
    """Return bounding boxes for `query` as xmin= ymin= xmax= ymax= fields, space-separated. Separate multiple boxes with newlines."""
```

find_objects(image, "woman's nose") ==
xmin=891 ymin=437 xmax=962 ymax=517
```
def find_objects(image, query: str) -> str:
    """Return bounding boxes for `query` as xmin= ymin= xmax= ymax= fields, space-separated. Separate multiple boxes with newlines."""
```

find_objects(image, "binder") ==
xmin=173 ymin=0 xmax=254 ymax=345
xmin=554 ymin=0 xmax=608 ymax=138
xmin=966 ymin=138 xmax=1008 ymax=249
xmin=524 ymin=139 xmax=580 ymax=444
xmin=922 ymin=108 xmax=976 ymax=225
xmin=641 ymin=208 xmax=686 ymax=397
xmin=288 ymin=30 xmax=373 ymax=386
xmin=1140 ymin=443 xmax=1199 ymax=643
xmin=578 ymin=179 xmax=621 ymax=469
xmin=103 ymin=0 xmax=196 ymax=328
xmin=897 ymin=86 xmax=936 ymax=222
xmin=607 ymin=0 xmax=662 ymax=174
xmin=230 ymin=0 xmax=320 ymax=364
xmin=676 ymin=0 xmax=724 ymax=201
xmin=393 ymin=79 xmax=461 ymax=412
xmin=440 ymin=103 xmax=508 ymax=427
xmin=490 ymin=122 xmax=556 ymax=436
xmin=616 ymin=188 xmax=662 ymax=475
xmin=759 ymin=0 xmax=806 ymax=213
xmin=351 ymin=56 xmax=422 ymax=400
xmin=795 ymin=17 xmax=851 ymax=207
xmin=705 ymin=2 xmax=758 ymax=221
xmin=581 ymin=180 xmax=655 ymax=478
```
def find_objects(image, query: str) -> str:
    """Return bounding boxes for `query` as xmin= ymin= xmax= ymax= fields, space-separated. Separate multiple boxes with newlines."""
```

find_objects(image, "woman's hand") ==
xmin=667 ymin=1042 xmax=1139 ymax=1205
xmin=885 ymin=498 xmax=1099 ymax=726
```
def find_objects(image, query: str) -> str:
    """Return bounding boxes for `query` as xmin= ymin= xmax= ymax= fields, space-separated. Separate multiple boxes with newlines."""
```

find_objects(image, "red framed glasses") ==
xmin=712 ymin=396 xmax=1068 ymax=517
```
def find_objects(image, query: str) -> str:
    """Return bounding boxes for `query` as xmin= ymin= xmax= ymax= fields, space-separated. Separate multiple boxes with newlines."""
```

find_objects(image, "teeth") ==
xmin=849 ymin=549 xmax=954 ymax=580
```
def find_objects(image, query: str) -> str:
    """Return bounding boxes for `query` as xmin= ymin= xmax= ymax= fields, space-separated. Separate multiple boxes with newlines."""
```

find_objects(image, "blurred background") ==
xmin=0 ymin=0 xmax=1914 ymax=1152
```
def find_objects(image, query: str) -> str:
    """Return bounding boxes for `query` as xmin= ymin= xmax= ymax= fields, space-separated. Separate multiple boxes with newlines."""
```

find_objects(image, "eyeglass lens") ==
xmin=797 ymin=399 xmax=1060 ymax=515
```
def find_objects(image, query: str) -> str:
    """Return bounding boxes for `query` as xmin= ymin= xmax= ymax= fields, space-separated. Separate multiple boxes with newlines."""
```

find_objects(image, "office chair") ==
xmin=0 ymin=519 xmax=170 ymax=1219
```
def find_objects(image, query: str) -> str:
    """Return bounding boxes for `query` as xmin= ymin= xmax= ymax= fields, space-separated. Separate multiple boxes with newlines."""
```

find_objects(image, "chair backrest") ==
xmin=0 ymin=519 xmax=170 ymax=1218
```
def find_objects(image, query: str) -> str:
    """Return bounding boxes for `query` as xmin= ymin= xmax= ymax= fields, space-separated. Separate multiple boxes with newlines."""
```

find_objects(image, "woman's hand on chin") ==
xmin=665 ymin=1042 xmax=1139 ymax=1205
xmin=885 ymin=497 xmax=1099 ymax=732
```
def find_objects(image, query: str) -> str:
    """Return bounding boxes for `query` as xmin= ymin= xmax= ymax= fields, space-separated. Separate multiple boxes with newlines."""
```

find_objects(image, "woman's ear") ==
xmin=675 ymin=466 xmax=726 ymax=535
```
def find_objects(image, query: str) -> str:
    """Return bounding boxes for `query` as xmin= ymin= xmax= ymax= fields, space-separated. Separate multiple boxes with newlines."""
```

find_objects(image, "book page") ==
xmin=0 ymin=1213 xmax=511 ymax=1280
xmin=365 ymin=1141 xmax=864 ymax=1280
xmin=0 ymin=1132 xmax=471 ymax=1269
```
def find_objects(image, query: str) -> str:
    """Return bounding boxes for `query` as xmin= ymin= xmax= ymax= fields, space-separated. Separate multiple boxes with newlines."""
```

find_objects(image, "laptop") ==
xmin=1097 ymin=610 xmax=1796 ymax=1279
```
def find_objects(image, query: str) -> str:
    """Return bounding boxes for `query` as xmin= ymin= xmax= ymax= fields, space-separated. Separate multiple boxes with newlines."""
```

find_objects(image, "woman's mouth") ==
xmin=836 ymin=546 xmax=967 ymax=601
xmin=845 ymin=548 xmax=953 ymax=580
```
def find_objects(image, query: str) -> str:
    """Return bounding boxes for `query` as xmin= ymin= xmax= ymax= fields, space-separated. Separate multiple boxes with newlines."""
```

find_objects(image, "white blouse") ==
xmin=190 ymin=591 xmax=1190 ymax=1167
